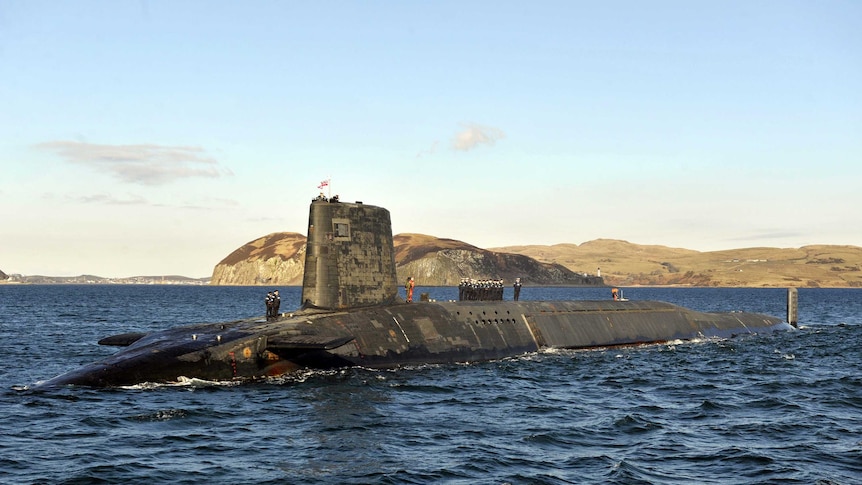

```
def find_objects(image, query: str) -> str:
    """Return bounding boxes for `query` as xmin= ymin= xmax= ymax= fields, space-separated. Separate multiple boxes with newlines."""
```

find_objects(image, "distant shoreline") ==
xmin=3 ymin=281 xmax=860 ymax=289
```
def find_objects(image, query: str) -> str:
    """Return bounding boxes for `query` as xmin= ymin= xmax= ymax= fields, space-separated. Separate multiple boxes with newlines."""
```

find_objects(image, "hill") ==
xmin=7 ymin=238 xmax=857 ymax=288
xmin=210 ymin=232 xmax=307 ymax=285
xmin=490 ymin=240 xmax=862 ymax=287
xmin=0 ymin=274 xmax=209 ymax=285
xmin=393 ymin=233 xmax=601 ymax=286
xmin=210 ymin=233 xmax=601 ymax=286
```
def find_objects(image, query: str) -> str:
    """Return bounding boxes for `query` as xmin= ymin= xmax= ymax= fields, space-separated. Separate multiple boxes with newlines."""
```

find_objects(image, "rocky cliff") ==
xmin=210 ymin=233 xmax=307 ymax=285
xmin=393 ymin=234 xmax=600 ymax=286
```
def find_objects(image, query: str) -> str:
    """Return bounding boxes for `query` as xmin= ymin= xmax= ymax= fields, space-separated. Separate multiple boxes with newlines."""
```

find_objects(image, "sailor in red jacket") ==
xmin=406 ymin=277 xmax=415 ymax=303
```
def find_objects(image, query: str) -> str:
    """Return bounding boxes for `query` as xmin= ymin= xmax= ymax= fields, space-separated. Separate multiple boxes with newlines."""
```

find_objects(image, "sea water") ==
xmin=1 ymin=285 xmax=860 ymax=484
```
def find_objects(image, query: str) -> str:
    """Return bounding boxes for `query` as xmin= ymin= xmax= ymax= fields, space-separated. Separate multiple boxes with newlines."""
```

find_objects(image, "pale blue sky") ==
xmin=1 ymin=1 xmax=859 ymax=277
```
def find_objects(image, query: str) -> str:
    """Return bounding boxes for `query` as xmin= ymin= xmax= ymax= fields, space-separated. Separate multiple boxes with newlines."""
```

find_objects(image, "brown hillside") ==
xmin=394 ymin=234 xmax=599 ymax=286
xmin=211 ymin=232 xmax=307 ymax=285
xmin=209 ymin=230 xmax=862 ymax=288
xmin=491 ymin=240 xmax=862 ymax=287
xmin=394 ymin=233 xmax=481 ymax=266
xmin=210 ymin=232 xmax=598 ymax=286
xmin=218 ymin=232 xmax=306 ymax=266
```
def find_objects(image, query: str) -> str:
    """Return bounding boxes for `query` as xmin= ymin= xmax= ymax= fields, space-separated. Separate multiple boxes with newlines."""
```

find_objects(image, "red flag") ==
xmin=317 ymin=179 xmax=329 ymax=189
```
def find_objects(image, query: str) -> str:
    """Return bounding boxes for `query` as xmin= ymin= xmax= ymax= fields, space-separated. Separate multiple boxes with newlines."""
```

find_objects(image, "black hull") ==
xmin=39 ymin=300 xmax=791 ymax=388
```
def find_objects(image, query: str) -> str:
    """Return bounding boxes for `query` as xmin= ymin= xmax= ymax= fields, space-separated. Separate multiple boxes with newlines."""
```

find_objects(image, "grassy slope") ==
xmin=491 ymin=240 xmax=862 ymax=287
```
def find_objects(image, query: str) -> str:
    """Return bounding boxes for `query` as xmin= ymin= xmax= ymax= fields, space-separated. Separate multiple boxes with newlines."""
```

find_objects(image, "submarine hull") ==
xmin=39 ymin=299 xmax=791 ymax=388
xmin=311 ymin=299 xmax=790 ymax=369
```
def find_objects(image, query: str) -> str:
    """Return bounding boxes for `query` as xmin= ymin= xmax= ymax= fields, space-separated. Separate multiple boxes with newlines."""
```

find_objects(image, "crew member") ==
xmin=513 ymin=278 xmax=522 ymax=301
xmin=272 ymin=289 xmax=281 ymax=317
xmin=265 ymin=291 xmax=274 ymax=319
xmin=611 ymin=287 xmax=619 ymax=301
xmin=406 ymin=276 xmax=415 ymax=303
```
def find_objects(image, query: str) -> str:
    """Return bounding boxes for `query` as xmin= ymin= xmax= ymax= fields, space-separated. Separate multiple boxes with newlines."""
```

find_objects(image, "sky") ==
xmin=1 ymin=1 xmax=860 ymax=278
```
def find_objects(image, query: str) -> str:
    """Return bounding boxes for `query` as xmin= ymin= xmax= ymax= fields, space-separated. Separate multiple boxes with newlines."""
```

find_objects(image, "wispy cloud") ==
xmin=75 ymin=193 xmax=149 ymax=205
xmin=155 ymin=196 xmax=241 ymax=211
xmin=46 ymin=192 xmax=241 ymax=211
xmin=416 ymin=140 xmax=440 ymax=159
xmin=36 ymin=141 xmax=232 ymax=185
xmin=41 ymin=192 xmax=149 ymax=206
xmin=451 ymin=123 xmax=506 ymax=151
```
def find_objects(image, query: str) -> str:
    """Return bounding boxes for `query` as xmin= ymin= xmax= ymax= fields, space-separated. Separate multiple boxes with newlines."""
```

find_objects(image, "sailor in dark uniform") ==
xmin=272 ymin=290 xmax=281 ymax=317
xmin=265 ymin=291 xmax=274 ymax=319
xmin=513 ymin=278 xmax=522 ymax=301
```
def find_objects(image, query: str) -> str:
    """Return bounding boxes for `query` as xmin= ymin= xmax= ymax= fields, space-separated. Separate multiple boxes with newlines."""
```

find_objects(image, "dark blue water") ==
xmin=1 ymin=286 xmax=860 ymax=484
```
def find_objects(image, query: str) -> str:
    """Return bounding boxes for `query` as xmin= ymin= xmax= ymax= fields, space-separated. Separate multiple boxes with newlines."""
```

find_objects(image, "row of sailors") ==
xmin=458 ymin=278 xmax=505 ymax=301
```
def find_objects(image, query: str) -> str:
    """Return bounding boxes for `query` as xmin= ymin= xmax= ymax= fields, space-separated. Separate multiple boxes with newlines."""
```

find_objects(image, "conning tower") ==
xmin=300 ymin=198 xmax=399 ymax=310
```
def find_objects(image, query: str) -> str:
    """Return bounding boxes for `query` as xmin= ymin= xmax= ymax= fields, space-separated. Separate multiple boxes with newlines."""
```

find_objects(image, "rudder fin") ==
xmin=266 ymin=335 xmax=355 ymax=352
xmin=98 ymin=332 xmax=148 ymax=347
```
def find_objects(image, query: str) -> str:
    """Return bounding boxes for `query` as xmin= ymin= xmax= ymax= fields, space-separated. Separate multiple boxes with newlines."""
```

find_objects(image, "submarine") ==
xmin=39 ymin=197 xmax=794 ymax=388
